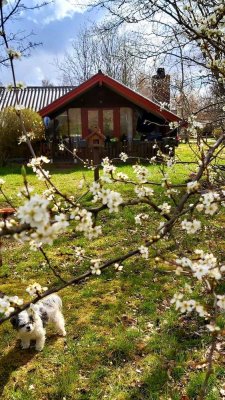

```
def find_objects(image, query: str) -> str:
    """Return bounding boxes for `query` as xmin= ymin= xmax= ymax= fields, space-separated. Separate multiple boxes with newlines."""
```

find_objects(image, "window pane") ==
xmin=68 ymin=108 xmax=82 ymax=137
xmin=120 ymin=108 xmax=133 ymax=140
xmin=88 ymin=110 xmax=99 ymax=133
xmin=55 ymin=112 xmax=68 ymax=137
xmin=103 ymin=110 xmax=114 ymax=137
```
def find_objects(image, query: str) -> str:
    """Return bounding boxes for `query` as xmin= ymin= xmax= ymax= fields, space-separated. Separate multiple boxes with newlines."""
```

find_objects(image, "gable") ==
xmin=39 ymin=72 xmax=180 ymax=123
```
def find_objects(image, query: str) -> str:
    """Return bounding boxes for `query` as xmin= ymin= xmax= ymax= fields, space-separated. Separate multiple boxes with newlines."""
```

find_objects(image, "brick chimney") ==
xmin=151 ymin=68 xmax=170 ymax=106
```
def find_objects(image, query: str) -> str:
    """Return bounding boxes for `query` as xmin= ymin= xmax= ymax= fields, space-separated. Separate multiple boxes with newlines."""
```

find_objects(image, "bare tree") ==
xmin=89 ymin=0 xmax=225 ymax=116
xmin=56 ymin=23 xmax=149 ymax=89
xmin=41 ymin=79 xmax=54 ymax=87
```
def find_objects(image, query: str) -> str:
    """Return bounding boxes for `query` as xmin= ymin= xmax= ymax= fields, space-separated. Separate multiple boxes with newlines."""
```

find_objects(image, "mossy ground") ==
xmin=0 ymin=143 xmax=224 ymax=399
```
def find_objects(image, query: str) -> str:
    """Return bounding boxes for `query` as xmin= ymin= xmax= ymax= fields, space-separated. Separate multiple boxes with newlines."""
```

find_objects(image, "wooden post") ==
xmin=94 ymin=165 xmax=100 ymax=181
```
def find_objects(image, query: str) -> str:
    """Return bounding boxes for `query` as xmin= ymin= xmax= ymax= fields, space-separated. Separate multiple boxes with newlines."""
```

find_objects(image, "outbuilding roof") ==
xmin=0 ymin=72 xmax=181 ymax=123
xmin=0 ymin=86 xmax=74 ymax=112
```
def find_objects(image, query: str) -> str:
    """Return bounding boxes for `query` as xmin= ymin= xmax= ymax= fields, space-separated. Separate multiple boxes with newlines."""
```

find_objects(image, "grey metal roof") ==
xmin=0 ymin=86 xmax=75 ymax=112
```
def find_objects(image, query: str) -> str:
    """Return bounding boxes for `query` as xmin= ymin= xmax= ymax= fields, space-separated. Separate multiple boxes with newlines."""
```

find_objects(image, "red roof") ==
xmin=39 ymin=72 xmax=180 ymax=122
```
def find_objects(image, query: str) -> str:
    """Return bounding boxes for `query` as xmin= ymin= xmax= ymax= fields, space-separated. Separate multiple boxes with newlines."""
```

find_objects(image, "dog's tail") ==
xmin=41 ymin=294 xmax=63 ymax=309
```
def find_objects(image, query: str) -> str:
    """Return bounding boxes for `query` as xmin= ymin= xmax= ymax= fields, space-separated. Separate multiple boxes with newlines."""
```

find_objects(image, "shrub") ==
xmin=0 ymin=107 xmax=45 ymax=165
xmin=212 ymin=127 xmax=223 ymax=139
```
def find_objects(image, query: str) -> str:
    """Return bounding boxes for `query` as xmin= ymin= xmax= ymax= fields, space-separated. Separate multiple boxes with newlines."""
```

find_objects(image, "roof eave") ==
xmin=39 ymin=72 xmax=181 ymax=123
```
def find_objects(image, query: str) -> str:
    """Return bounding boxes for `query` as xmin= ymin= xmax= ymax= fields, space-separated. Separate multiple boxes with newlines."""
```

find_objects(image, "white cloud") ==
xmin=0 ymin=50 xmax=63 ymax=85
xmin=42 ymin=0 xmax=90 ymax=24
xmin=34 ymin=66 xmax=45 ymax=82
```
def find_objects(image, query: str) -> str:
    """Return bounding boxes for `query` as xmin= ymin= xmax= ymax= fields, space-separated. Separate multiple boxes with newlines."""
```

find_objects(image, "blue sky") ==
xmin=1 ymin=0 xmax=102 ymax=85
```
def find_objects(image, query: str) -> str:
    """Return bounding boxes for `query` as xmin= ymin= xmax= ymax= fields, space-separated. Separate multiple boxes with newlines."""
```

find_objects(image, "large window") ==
xmin=68 ymin=108 xmax=82 ymax=137
xmin=120 ymin=107 xmax=133 ymax=140
xmin=88 ymin=110 xmax=99 ymax=133
xmin=55 ymin=112 xmax=68 ymax=137
xmin=103 ymin=110 xmax=114 ymax=137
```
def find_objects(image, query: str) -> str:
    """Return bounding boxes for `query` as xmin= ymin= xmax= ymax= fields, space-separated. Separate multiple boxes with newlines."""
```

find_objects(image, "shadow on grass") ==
xmin=0 ymin=164 xmax=89 ymax=176
xmin=0 ymin=335 xmax=59 ymax=396
xmin=0 ymin=342 xmax=35 ymax=396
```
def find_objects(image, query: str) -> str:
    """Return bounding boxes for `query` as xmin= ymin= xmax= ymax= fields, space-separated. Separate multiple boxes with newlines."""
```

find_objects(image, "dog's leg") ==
xmin=54 ymin=312 xmax=66 ymax=336
xmin=21 ymin=339 xmax=30 ymax=349
xmin=35 ymin=333 xmax=46 ymax=351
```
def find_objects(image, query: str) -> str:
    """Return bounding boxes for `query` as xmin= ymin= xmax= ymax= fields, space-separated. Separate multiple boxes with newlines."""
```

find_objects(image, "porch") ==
xmin=49 ymin=137 xmax=176 ymax=164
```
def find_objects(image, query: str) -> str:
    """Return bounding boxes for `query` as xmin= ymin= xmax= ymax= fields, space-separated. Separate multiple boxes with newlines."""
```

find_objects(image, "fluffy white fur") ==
xmin=11 ymin=294 xmax=66 ymax=351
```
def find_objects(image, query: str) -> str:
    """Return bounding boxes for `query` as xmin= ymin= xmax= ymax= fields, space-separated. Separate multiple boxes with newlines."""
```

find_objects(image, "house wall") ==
xmin=46 ymin=85 xmax=169 ymax=143
xmin=49 ymin=85 xmax=137 ymax=115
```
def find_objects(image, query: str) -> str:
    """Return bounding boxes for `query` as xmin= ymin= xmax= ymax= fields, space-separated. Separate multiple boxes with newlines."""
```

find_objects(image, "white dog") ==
xmin=10 ymin=294 xmax=66 ymax=351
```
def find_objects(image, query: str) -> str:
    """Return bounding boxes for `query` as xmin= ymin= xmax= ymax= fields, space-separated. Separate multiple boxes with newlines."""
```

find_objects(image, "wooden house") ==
xmin=0 ymin=71 xmax=181 ymax=162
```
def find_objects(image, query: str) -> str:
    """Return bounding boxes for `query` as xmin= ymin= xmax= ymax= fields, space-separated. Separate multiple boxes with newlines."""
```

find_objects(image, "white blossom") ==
xmin=187 ymin=181 xmax=199 ymax=193
xmin=101 ymin=157 xmax=116 ymax=174
xmin=9 ymin=296 xmax=23 ymax=306
xmin=6 ymin=48 xmax=21 ymax=59
xmin=217 ymin=295 xmax=225 ymax=310
xmin=171 ymin=296 xmax=196 ymax=313
xmin=139 ymin=245 xmax=149 ymax=259
xmin=176 ymin=256 xmax=191 ymax=270
xmin=195 ymin=304 xmax=207 ymax=317
xmin=176 ymin=250 xmax=222 ymax=281
xmin=158 ymin=202 xmax=171 ymax=215
xmin=192 ymin=263 xmax=210 ymax=280
xmin=0 ymin=297 xmax=15 ymax=317
xmin=134 ymin=185 xmax=154 ymax=198
xmin=59 ymin=144 xmax=65 ymax=151
xmin=89 ymin=181 xmax=101 ymax=195
xmin=116 ymin=172 xmax=129 ymax=181
xmin=90 ymin=259 xmax=101 ymax=275
xmin=114 ymin=263 xmax=123 ymax=271
xmin=106 ymin=190 xmax=123 ymax=213
xmin=0 ymin=294 xmax=23 ymax=317
xmin=26 ymin=283 xmax=48 ymax=296
xmin=18 ymin=131 xmax=35 ymax=145
xmin=197 ymin=191 xmax=220 ymax=215
xmin=133 ymin=165 xmax=149 ymax=183
xmin=206 ymin=323 xmax=220 ymax=332
xmin=93 ymin=188 xmax=123 ymax=213
xmin=135 ymin=213 xmax=149 ymax=224
xmin=71 ymin=207 xmax=102 ymax=239
xmin=16 ymin=194 xmax=50 ymax=228
xmin=119 ymin=152 xmax=128 ymax=162
xmin=170 ymin=293 xmax=183 ymax=309
xmin=181 ymin=219 xmax=201 ymax=234
xmin=27 ymin=156 xmax=51 ymax=172
xmin=100 ymin=174 xmax=112 ymax=183
xmin=43 ymin=187 xmax=55 ymax=201
xmin=74 ymin=246 xmax=85 ymax=260
xmin=179 ymin=299 xmax=196 ymax=313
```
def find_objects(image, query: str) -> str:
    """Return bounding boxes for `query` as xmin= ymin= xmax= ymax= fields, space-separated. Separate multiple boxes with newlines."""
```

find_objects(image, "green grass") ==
xmin=0 ymin=143 xmax=224 ymax=399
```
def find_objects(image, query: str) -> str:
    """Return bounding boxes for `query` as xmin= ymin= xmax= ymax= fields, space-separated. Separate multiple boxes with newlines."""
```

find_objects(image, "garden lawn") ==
xmin=0 ymin=143 xmax=224 ymax=400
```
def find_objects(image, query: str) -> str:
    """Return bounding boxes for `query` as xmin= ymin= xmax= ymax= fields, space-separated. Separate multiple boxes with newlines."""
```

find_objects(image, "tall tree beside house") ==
xmin=90 ymin=0 xmax=225 ymax=132
xmin=56 ymin=24 xmax=148 ymax=89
